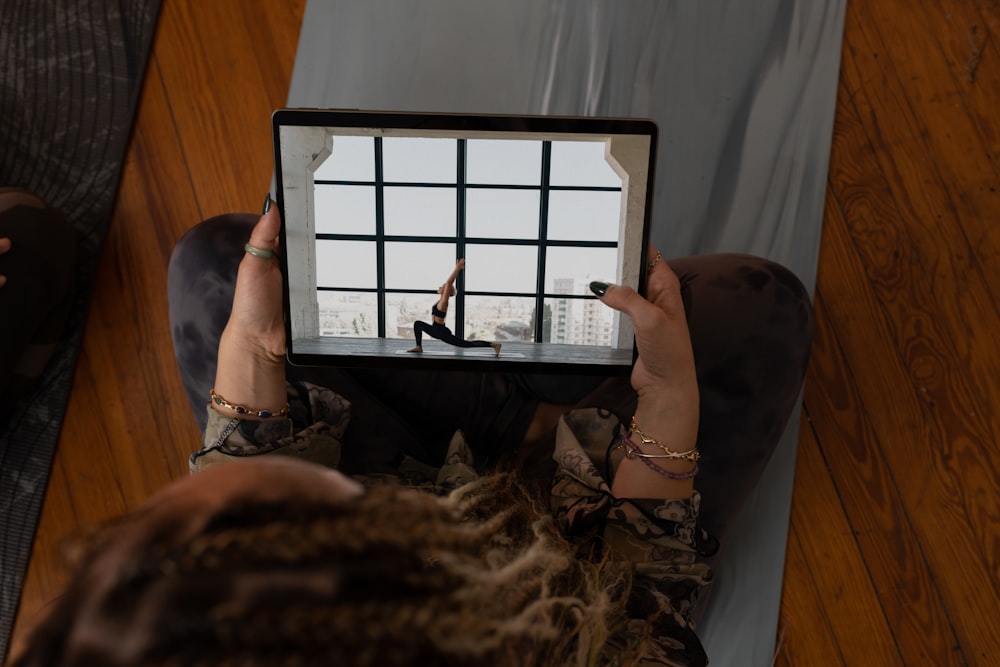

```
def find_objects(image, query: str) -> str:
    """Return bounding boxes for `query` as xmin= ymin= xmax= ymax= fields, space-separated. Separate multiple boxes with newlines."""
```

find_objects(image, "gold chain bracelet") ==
xmin=616 ymin=432 xmax=699 ymax=480
xmin=629 ymin=416 xmax=700 ymax=462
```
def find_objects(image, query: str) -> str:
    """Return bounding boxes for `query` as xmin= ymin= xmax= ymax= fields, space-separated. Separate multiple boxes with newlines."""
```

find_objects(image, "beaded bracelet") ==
xmin=210 ymin=388 xmax=290 ymax=419
xmin=629 ymin=416 xmax=701 ymax=462
xmin=618 ymin=433 xmax=699 ymax=480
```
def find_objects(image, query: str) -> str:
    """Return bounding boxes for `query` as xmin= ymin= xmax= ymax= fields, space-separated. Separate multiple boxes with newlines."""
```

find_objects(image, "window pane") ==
xmin=465 ymin=295 xmax=538 ymax=343
xmin=314 ymin=135 xmax=375 ymax=182
xmin=383 ymin=186 xmax=456 ymax=237
xmin=466 ymin=189 xmax=540 ymax=239
xmin=544 ymin=296 xmax=614 ymax=346
xmin=464 ymin=245 xmax=537 ymax=293
xmin=547 ymin=190 xmax=622 ymax=242
xmin=384 ymin=242 xmax=456 ymax=291
xmin=386 ymin=292 xmax=454 ymax=339
xmin=316 ymin=240 xmax=377 ymax=289
xmin=314 ymin=185 xmax=376 ymax=235
xmin=544 ymin=247 xmax=617 ymax=293
xmin=466 ymin=139 xmax=542 ymax=185
xmin=317 ymin=291 xmax=378 ymax=337
xmin=382 ymin=137 xmax=457 ymax=183
xmin=549 ymin=141 xmax=622 ymax=187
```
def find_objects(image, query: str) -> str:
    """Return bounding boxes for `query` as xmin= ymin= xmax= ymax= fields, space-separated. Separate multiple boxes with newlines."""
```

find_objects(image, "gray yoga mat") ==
xmin=286 ymin=1 xmax=845 ymax=664
xmin=0 ymin=0 xmax=162 ymax=661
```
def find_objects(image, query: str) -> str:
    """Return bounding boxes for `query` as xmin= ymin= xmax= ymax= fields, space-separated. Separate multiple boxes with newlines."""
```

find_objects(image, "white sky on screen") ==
xmin=312 ymin=135 xmax=623 ymax=294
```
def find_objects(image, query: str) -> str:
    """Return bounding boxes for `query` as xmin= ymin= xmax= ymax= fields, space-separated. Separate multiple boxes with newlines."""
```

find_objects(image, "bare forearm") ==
xmin=610 ymin=390 xmax=699 ymax=499
xmin=212 ymin=327 xmax=287 ymax=419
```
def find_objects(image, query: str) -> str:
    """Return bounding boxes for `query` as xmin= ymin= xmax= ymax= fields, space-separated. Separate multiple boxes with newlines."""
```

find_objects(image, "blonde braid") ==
xmin=14 ymin=474 xmax=647 ymax=667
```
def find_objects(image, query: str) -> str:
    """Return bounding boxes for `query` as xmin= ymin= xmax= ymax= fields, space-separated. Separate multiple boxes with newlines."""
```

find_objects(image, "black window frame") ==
xmin=314 ymin=137 xmax=622 ymax=343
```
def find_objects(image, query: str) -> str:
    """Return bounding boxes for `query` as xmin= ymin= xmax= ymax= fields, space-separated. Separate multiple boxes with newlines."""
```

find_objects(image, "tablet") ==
xmin=273 ymin=109 xmax=656 ymax=374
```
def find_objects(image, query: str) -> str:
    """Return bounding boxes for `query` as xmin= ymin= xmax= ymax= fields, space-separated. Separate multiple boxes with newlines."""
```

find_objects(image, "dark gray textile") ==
xmin=0 ymin=1 xmax=162 ymax=660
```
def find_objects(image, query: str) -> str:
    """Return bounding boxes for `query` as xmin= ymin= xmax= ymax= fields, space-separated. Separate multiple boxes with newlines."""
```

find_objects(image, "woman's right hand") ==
xmin=591 ymin=249 xmax=700 ymax=498
xmin=593 ymin=255 xmax=697 ymax=412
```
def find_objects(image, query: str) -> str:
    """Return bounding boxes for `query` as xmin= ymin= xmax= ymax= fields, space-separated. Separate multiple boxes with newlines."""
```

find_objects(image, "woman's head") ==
xmin=11 ymin=460 xmax=644 ymax=667
xmin=437 ymin=284 xmax=456 ymax=297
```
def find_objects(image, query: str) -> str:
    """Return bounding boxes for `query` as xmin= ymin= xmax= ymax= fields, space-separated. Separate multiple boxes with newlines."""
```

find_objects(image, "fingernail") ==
xmin=589 ymin=281 xmax=609 ymax=297
xmin=262 ymin=193 xmax=272 ymax=215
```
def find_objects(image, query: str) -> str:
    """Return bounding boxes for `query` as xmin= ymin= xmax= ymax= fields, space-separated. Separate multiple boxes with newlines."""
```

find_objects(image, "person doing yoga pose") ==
xmin=407 ymin=258 xmax=501 ymax=357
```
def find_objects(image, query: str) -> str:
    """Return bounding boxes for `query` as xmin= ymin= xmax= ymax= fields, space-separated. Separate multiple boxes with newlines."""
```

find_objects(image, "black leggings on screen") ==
xmin=413 ymin=319 xmax=493 ymax=349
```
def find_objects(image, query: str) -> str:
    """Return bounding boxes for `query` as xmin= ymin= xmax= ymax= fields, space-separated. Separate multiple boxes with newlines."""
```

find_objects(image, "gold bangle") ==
xmin=617 ymin=433 xmax=699 ymax=480
xmin=616 ymin=433 xmax=678 ymax=459
xmin=210 ymin=388 xmax=290 ymax=419
xmin=629 ymin=416 xmax=700 ymax=462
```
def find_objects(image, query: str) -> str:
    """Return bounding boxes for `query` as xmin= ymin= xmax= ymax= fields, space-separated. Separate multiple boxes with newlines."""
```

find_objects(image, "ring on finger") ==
xmin=244 ymin=242 xmax=275 ymax=259
xmin=647 ymin=251 xmax=663 ymax=273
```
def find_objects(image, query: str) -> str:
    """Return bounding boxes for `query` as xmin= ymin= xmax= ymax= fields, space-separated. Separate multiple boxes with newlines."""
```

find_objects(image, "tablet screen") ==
xmin=273 ymin=109 xmax=656 ymax=374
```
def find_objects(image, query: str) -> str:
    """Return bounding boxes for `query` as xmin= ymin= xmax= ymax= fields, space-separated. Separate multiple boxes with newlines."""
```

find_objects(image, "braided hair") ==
xmin=12 ymin=474 xmax=648 ymax=667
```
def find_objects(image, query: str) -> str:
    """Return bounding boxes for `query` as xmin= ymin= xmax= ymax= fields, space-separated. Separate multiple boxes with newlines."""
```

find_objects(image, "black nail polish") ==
xmin=262 ymin=193 xmax=272 ymax=215
xmin=589 ymin=281 xmax=609 ymax=297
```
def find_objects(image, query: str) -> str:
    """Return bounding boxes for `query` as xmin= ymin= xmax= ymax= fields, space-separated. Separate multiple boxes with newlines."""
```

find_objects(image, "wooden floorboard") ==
xmin=774 ymin=528 xmax=849 ymax=667
xmin=826 ymin=1 xmax=1000 ymax=660
xmin=10 ymin=0 xmax=1000 ymax=664
xmin=153 ymin=0 xmax=281 ymax=217
xmin=805 ymin=272 xmax=963 ymax=665
xmin=777 ymin=416 xmax=902 ymax=666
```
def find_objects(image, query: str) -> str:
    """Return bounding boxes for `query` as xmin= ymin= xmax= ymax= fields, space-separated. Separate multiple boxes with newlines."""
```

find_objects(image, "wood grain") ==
xmin=153 ymin=0 xmax=284 ymax=216
xmin=776 ymin=414 xmax=899 ymax=667
xmin=782 ymin=404 xmax=905 ymax=666
xmin=825 ymin=3 xmax=1000 ymax=658
xmin=774 ymin=526 xmax=847 ymax=667
xmin=807 ymin=249 xmax=964 ymax=665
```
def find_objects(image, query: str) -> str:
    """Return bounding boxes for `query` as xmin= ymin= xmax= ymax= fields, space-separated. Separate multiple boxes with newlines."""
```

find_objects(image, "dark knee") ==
xmin=168 ymin=213 xmax=259 ymax=314
xmin=672 ymin=253 xmax=814 ymax=396
xmin=736 ymin=255 xmax=813 ymax=344
xmin=678 ymin=253 xmax=812 ymax=345
xmin=170 ymin=213 xmax=258 ymax=270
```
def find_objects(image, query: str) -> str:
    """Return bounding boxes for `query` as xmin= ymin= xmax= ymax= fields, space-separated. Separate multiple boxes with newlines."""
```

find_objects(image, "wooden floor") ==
xmin=11 ymin=0 xmax=1000 ymax=664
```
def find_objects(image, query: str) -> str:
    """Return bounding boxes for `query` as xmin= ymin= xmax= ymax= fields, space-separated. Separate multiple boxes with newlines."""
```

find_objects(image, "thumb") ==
xmin=589 ymin=281 xmax=662 ymax=331
xmin=248 ymin=198 xmax=280 ymax=252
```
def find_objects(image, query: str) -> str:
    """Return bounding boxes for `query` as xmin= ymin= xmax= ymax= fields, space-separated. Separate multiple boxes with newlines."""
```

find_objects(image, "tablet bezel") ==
xmin=273 ymin=108 xmax=657 ymax=375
